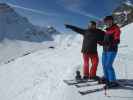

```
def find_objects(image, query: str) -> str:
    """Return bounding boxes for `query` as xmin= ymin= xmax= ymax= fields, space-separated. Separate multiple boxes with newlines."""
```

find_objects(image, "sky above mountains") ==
xmin=0 ymin=0 xmax=133 ymax=32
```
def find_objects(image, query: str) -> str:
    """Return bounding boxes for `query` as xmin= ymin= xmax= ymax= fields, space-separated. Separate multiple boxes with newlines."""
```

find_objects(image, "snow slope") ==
xmin=0 ymin=23 xmax=133 ymax=100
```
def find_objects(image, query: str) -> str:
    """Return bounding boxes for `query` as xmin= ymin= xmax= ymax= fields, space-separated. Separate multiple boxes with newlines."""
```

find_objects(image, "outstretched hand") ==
xmin=64 ymin=24 xmax=71 ymax=28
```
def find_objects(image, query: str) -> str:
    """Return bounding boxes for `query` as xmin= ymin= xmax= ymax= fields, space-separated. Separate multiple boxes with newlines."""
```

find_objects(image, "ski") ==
xmin=75 ymin=82 xmax=99 ymax=88
xmin=63 ymin=79 xmax=96 ymax=86
xmin=79 ymin=87 xmax=105 ymax=95
xmin=78 ymin=83 xmax=127 ymax=95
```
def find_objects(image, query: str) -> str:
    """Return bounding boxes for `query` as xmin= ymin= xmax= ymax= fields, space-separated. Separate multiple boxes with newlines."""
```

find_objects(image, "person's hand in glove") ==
xmin=113 ymin=39 xmax=120 ymax=44
xmin=64 ymin=24 xmax=72 ymax=29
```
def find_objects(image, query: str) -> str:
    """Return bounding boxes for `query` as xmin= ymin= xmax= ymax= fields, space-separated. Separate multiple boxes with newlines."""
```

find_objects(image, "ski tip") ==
xmin=78 ymin=91 xmax=86 ymax=95
xmin=75 ymin=84 xmax=82 ymax=88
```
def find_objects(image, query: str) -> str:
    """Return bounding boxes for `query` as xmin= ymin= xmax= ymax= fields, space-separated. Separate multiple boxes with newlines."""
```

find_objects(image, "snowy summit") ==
xmin=124 ymin=0 xmax=133 ymax=6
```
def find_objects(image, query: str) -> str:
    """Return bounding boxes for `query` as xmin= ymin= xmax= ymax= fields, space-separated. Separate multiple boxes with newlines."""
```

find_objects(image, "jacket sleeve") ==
xmin=65 ymin=24 xmax=85 ymax=35
xmin=114 ymin=26 xmax=121 ymax=40
xmin=97 ymin=29 xmax=105 ymax=41
xmin=113 ymin=26 xmax=121 ymax=44
xmin=96 ymin=29 xmax=105 ymax=45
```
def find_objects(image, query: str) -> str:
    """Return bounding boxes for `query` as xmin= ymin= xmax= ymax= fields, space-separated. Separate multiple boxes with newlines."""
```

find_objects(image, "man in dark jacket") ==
xmin=101 ymin=16 xmax=121 ymax=88
xmin=65 ymin=21 xmax=105 ymax=80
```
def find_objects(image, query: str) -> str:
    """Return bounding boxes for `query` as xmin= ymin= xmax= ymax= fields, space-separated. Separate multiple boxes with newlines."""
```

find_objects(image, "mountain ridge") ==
xmin=0 ymin=3 xmax=60 ymax=42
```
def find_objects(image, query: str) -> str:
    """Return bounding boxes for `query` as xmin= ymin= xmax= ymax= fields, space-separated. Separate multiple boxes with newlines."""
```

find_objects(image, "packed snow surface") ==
xmin=0 ymin=23 xmax=133 ymax=100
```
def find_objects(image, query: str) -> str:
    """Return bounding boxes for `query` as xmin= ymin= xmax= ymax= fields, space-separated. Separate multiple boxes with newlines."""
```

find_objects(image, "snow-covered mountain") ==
xmin=0 ymin=19 xmax=133 ymax=100
xmin=0 ymin=3 xmax=61 ymax=64
xmin=112 ymin=0 xmax=133 ymax=27
xmin=0 ymin=3 xmax=60 ymax=42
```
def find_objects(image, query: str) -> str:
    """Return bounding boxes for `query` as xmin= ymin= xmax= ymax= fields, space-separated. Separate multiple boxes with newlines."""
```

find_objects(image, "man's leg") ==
xmin=102 ymin=52 xmax=109 ymax=80
xmin=90 ymin=53 xmax=99 ymax=78
xmin=83 ymin=53 xmax=90 ymax=77
xmin=106 ymin=52 xmax=117 ymax=81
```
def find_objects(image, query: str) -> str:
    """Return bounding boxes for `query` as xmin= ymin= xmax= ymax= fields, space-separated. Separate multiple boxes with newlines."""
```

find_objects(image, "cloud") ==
xmin=58 ymin=0 xmax=101 ymax=20
xmin=7 ymin=3 xmax=59 ymax=16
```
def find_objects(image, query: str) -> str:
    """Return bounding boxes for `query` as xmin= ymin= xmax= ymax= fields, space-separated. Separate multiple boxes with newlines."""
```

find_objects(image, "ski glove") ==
xmin=113 ymin=39 xmax=120 ymax=45
xmin=65 ymin=24 xmax=73 ymax=29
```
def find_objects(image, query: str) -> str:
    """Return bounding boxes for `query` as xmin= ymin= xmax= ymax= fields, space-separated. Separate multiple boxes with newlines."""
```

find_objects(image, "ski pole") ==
xmin=104 ymin=85 xmax=107 ymax=96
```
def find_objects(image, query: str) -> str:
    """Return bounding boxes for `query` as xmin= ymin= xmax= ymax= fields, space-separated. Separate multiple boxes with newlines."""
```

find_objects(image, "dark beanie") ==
xmin=90 ymin=21 xmax=96 ymax=25
xmin=104 ymin=15 xmax=114 ymax=21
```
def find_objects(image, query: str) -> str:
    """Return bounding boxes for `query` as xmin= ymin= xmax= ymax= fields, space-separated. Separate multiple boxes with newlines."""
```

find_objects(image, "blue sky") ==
xmin=0 ymin=0 xmax=133 ymax=32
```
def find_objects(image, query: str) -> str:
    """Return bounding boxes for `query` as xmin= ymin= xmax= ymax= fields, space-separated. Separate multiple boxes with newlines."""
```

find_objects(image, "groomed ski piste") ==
xmin=0 ymin=23 xmax=133 ymax=100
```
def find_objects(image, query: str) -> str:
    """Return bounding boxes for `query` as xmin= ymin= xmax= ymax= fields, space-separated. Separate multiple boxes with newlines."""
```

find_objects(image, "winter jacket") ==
xmin=103 ymin=24 xmax=121 ymax=52
xmin=65 ymin=24 xmax=105 ymax=54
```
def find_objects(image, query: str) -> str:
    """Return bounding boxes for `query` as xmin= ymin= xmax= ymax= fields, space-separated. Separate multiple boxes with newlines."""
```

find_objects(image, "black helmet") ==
xmin=104 ymin=15 xmax=114 ymax=21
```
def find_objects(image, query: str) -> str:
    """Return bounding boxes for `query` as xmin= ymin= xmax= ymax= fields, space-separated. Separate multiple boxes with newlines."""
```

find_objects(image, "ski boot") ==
xmin=104 ymin=81 xmax=120 ymax=89
xmin=83 ymin=76 xmax=89 ymax=80
xmin=98 ymin=77 xmax=108 ymax=84
xmin=75 ymin=71 xmax=82 ymax=81
xmin=90 ymin=76 xmax=101 ymax=81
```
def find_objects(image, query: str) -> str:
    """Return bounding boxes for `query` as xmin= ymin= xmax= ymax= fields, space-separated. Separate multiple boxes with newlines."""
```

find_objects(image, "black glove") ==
xmin=113 ymin=39 xmax=120 ymax=44
xmin=97 ymin=41 xmax=104 ymax=46
xmin=64 ymin=24 xmax=73 ymax=29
